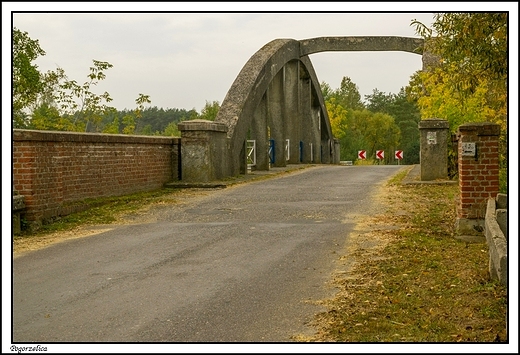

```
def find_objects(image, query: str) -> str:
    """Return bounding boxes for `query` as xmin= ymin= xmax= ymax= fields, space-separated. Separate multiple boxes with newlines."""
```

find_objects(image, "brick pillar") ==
xmin=455 ymin=122 xmax=500 ymax=235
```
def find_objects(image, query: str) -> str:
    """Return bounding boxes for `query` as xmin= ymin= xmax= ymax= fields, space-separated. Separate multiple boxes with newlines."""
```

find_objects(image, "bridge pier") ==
xmin=311 ymin=106 xmax=321 ymax=163
xmin=300 ymin=75 xmax=314 ymax=163
xmin=250 ymin=94 xmax=270 ymax=171
xmin=284 ymin=61 xmax=301 ymax=165
xmin=267 ymin=69 xmax=287 ymax=167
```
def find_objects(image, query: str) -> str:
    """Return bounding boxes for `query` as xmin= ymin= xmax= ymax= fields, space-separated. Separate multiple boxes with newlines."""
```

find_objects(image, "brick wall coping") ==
xmin=178 ymin=119 xmax=228 ymax=132
xmin=457 ymin=122 xmax=501 ymax=136
xmin=13 ymin=129 xmax=180 ymax=145
xmin=418 ymin=119 xmax=450 ymax=129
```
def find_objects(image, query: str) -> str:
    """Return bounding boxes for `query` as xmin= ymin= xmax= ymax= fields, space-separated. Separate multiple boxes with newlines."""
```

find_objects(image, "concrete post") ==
xmin=320 ymin=109 xmax=331 ymax=164
xmin=333 ymin=138 xmax=341 ymax=164
xmin=455 ymin=122 xmax=500 ymax=235
xmin=418 ymin=119 xmax=449 ymax=181
xmin=178 ymin=119 xmax=228 ymax=182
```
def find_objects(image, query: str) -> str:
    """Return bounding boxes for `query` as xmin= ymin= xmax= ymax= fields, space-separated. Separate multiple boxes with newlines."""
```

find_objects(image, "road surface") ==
xmin=13 ymin=165 xmax=403 ymax=343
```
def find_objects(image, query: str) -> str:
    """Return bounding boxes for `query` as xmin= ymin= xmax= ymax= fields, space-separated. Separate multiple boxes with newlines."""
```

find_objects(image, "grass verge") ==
xmin=298 ymin=170 xmax=508 ymax=343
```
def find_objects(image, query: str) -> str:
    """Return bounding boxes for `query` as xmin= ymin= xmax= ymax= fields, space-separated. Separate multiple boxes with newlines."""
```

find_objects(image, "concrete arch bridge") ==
xmin=178 ymin=36 xmax=425 ymax=182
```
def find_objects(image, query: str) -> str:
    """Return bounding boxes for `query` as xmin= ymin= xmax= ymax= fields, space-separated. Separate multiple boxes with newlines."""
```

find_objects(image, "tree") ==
xmin=13 ymin=29 xmax=156 ymax=134
xmin=326 ymin=97 xmax=348 ymax=139
xmin=13 ymin=28 xmax=46 ymax=127
xmin=322 ymin=77 xmax=401 ymax=163
xmin=162 ymin=121 xmax=181 ymax=137
xmin=365 ymin=88 xmax=421 ymax=164
xmin=55 ymin=60 xmax=115 ymax=132
xmin=335 ymin=77 xmax=365 ymax=110
xmin=320 ymin=81 xmax=335 ymax=102
xmin=199 ymin=100 xmax=220 ymax=121
xmin=121 ymin=94 xmax=151 ymax=134
xmin=409 ymin=13 xmax=507 ymax=179
xmin=412 ymin=13 xmax=507 ymax=88
xmin=410 ymin=13 xmax=507 ymax=132
xmin=356 ymin=110 xmax=400 ymax=164
xmin=364 ymin=89 xmax=394 ymax=113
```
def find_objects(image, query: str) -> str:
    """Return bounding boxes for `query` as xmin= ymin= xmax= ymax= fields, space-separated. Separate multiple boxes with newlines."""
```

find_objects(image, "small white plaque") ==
xmin=427 ymin=132 xmax=437 ymax=144
xmin=462 ymin=142 xmax=476 ymax=156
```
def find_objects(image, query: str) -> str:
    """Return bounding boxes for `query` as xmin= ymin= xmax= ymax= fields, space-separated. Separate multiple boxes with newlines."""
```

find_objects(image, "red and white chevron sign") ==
xmin=358 ymin=150 xmax=366 ymax=160
xmin=395 ymin=150 xmax=403 ymax=160
xmin=376 ymin=150 xmax=384 ymax=160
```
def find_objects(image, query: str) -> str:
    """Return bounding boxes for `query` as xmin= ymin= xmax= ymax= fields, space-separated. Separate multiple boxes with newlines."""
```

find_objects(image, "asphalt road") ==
xmin=13 ymin=165 xmax=404 ymax=343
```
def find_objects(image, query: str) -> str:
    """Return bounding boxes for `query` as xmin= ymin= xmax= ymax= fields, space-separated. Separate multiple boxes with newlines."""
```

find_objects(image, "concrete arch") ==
xmin=214 ymin=38 xmax=336 ymax=176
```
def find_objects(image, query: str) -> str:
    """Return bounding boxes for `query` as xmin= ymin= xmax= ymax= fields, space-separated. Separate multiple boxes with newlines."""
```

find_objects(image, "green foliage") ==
xmin=54 ymin=59 xmax=114 ymax=132
xmin=321 ymin=77 xmax=365 ymax=111
xmin=320 ymin=81 xmax=335 ymax=102
xmin=324 ymin=79 xmax=416 ymax=164
xmin=326 ymin=97 xmax=348 ymax=139
xmin=412 ymin=13 xmax=507 ymax=86
xmin=365 ymin=88 xmax=421 ymax=164
xmin=336 ymin=77 xmax=365 ymax=110
xmin=29 ymin=102 xmax=74 ymax=131
xmin=13 ymin=28 xmax=160 ymax=134
xmin=162 ymin=121 xmax=181 ymax=136
xmin=409 ymin=13 xmax=508 ymax=171
xmin=12 ymin=27 xmax=46 ymax=126
xmin=199 ymin=100 xmax=220 ymax=121
xmin=499 ymin=167 xmax=507 ymax=194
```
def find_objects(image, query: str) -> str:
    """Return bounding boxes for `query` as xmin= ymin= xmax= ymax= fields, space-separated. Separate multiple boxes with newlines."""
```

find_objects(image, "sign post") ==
xmin=395 ymin=150 xmax=403 ymax=165
xmin=376 ymin=150 xmax=384 ymax=164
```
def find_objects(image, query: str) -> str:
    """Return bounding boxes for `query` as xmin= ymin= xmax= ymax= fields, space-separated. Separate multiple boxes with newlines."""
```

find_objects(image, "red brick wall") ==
xmin=13 ymin=129 xmax=180 ymax=226
xmin=457 ymin=123 xmax=500 ymax=220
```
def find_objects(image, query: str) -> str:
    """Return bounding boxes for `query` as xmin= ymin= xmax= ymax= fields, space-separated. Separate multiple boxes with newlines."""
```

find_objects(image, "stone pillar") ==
xmin=455 ymin=122 xmax=500 ymax=234
xmin=178 ymin=119 xmax=228 ymax=182
xmin=418 ymin=119 xmax=449 ymax=181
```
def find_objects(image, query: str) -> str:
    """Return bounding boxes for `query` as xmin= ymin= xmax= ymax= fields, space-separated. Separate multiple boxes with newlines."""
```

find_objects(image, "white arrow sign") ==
xmin=395 ymin=150 xmax=403 ymax=160
xmin=358 ymin=150 xmax=366 ymax=160
xmin=376 ymin=150 xmax=384 ymax=160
